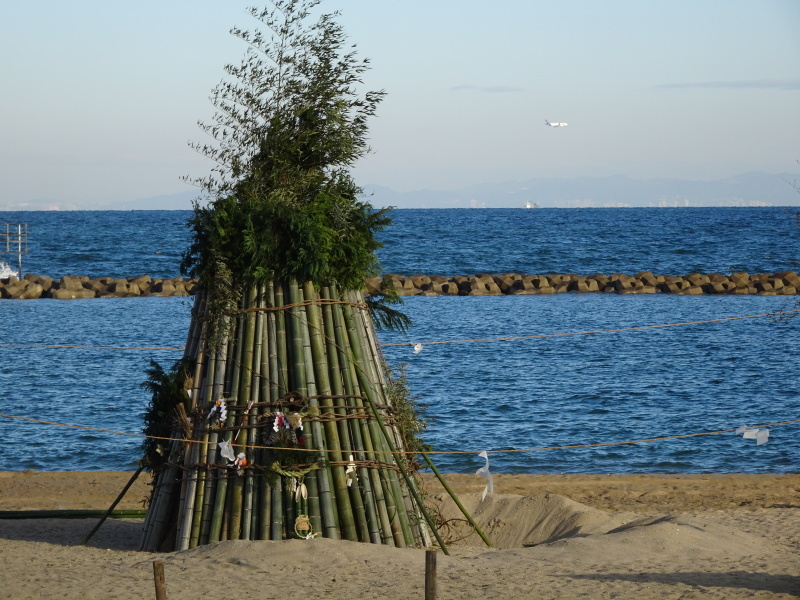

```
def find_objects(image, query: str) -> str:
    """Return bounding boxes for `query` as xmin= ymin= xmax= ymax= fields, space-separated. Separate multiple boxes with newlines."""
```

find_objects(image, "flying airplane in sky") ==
xmin=545 ymin=120 xmax=568 ymax=127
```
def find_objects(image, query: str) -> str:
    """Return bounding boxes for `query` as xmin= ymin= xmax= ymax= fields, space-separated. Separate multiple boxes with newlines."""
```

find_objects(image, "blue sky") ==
xmin=1 ymin=0 xmax=798 ymax=207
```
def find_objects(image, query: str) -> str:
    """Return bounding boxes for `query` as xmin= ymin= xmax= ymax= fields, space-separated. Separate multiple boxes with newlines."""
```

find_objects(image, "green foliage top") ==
xmin=182 ymin=0 xmax=389 ymax=292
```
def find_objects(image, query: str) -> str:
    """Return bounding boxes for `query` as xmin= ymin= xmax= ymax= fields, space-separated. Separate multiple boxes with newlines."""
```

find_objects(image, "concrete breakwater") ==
xmin=2 ymin=271 xmax=800 ymax=299
xmin=368 ymin=271 xmax=800 ymax=296
xmin=0 ymin=274 xmax=198 ymax=300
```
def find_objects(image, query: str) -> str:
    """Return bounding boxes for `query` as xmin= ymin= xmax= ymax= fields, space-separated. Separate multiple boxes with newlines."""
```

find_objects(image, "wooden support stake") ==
xmin=153 ymin=560 xmax=168 ymax=600
xmin=425 ymin=549 xmax=437 ymax=600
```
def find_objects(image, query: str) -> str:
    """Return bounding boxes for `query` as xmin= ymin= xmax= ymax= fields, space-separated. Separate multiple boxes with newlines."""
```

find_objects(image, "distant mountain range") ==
xmin=3 ymin=172 xmax=798 ymax=211
xmin=364 ymin=172 xmax=800 ymax=209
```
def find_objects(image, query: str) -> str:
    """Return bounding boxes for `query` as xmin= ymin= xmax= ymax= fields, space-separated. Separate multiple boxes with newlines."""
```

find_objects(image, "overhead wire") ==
xmin=2 ymin=309 xmax=798 ymax=352
xmin=0 ymin=412 xmax=797 ymax=457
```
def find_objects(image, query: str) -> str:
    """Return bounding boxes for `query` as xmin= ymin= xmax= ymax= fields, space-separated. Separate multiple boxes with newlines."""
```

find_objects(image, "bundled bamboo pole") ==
xmin=141 ymin=281 xmax=442 ymax=551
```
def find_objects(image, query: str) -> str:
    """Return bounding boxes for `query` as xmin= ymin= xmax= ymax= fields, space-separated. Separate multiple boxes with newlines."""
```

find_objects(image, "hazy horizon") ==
xmin=2 ymin=1 xmax=798 ymax=207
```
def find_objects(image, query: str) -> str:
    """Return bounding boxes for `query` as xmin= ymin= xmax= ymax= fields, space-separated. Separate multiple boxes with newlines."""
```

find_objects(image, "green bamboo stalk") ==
xmin=343 ymin=306 xmax=448 ymax=555
xmin=283 ymin=478 xmax=295 ymax=535
xmin=140 ymin=462 xmax=181 ymax=551
xmin=183 ymin=291 xmax=206 ymax=366
xmin=239 ymin=284 xmax=258 ymax=402
xmin=352 ymin=289 xmax=428 ymax=546
xmin=79 ymin=466 xmax=143 ymax=545
xmin=298 ymin=302 xmax=340 ymax=539
xmin=241 ymin=284 xmax=264 ymax=539
xmin=274 ymin=283 xmax=289 ymax=395
xmin=260 ymin=478 xmax=272 ymax=540
xmin=422 ymin=453 xmax=492 ymax=547
xmin=270 ymin=473 xmax=283 ymax=540
xmin=229 ymin=468 xmax=244 ymax=539
xmin=330 ymin=297 xmax=394 ymax=545
xmin=353 ymin=290 xmax=429 ymax=547
xmin=227 ymin=300 xmax=246 ymax=402
xmin=228 ymin=286 xmax=257 ymax=539
xmin=197 ymin=429 xmax=219 ymax=546
xmin=319 ymin=288 xmax=371 ymax=543
xmin=303 ymin=281 xmax=358 ymax=541
xmin=287 ymin=280 xmax=339 ymax=540
xmin=258 ymin=283 xmax=279 ymax=539
xmin=208 ymin=342 xmax=233 ymax=543
xmin=175 ymin=426 xmax=204 ymax=550
xmin=187 ymin=450 xmax=208 ymax=549
xmin=337 ymin=295 xmax=411 ymax=547
xmin=326 ymin=289 xmax=382 ymax=544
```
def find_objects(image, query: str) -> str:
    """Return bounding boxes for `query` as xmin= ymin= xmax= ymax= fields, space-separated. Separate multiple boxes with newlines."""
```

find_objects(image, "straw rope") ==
xmin=239 ymin=298 xmax=369 ymax=313
xmin=1 ymin=412 xmax=796 ymax=457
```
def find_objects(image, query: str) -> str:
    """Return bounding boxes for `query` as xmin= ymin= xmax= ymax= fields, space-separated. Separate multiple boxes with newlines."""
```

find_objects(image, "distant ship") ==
xmin=525 ymin=201 xmax=540 ymax=209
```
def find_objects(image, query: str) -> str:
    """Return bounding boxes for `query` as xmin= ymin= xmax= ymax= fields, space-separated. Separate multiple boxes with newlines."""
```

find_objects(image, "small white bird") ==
xmin=412 ymin=343 xmax=423 ymax=354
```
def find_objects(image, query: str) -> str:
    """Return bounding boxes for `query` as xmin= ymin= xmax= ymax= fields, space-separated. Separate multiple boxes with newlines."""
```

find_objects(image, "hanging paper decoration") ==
xmin=345 ymin=454 xmax=357 ymax=487
xmin=273 ymin=412 xmax=286 ymax=432
xmin=233 ymin=452 xmax=247 ymax=474
xmin=475 ymin=450 xmax=493 ymax=501
xmin=736 ymin=425 xmax=769 ymax=446
xmin=207 ymin=398 xmax=227 ymax=425
xmin=292 ymin=477 xmax=308 ymax=501
xmin=218 ymin=439 xmax=235 ymax=462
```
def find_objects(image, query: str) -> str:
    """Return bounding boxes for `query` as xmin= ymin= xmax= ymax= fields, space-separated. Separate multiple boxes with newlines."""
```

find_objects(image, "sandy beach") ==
xmin=1 ymin=470 xmax=798 ymax=599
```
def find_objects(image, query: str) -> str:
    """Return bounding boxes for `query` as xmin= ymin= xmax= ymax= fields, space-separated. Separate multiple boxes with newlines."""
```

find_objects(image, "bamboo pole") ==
xmin=245 ymin=284 xmax=266 ymax=539
xmin=79 ymin=466 xmax=143 ymax=545
xmin=334 ymin=298 xmax=393 ymax=544
xmin=342 ymin=306 xmax=448 ymax=555
xmin=287 ymin=281 xmax=339 ymax=540
xmin=353 ymin=289 xmax=430 ymax=547
xmin=320 ymin=288 xmax=372 ymax=542
xmin=327 ymin=291 xmax=384 ymax=544
xmin=422 ymin=453 xmax=493 ymax=548
xmin=340 ymin=300 xmax=413 ymax=547
xmin=208 ymin=338 xmax=233 ymax=543
xmin=303 ymin=281 xmax=358 ymax=541
xmin=175 ymin=427 xmax=202 ymax=550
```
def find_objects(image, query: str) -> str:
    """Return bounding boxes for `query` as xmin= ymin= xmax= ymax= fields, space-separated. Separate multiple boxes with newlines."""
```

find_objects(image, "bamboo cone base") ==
xmin=141 ymin=283 xmax=433 ymax=552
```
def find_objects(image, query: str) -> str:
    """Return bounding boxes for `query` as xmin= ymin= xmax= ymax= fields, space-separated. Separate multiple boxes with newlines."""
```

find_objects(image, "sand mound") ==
xmin=433 ymin=492 xmax=768 ymax=561
xmin=434 ymin=492 xmax=626 ymax=548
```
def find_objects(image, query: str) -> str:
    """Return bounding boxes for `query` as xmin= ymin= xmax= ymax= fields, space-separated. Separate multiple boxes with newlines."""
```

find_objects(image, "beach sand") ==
xmin=1 ymin=470 xmax=798 ymax=599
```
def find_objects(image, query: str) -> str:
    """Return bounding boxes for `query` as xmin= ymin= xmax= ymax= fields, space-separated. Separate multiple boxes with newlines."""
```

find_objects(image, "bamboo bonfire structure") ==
xmin=140 ymin=281 xmax=440 ymax=552
xmin=139 ymin=1 xmax=451 ymax=553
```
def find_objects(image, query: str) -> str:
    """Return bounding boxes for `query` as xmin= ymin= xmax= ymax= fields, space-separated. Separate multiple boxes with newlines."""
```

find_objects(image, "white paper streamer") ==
xmin=233 ymin=452 xmax=247 ymax=475
xmin=475 ymin=450 xmax=493 ymax=501
xmin=345 ymin=454 xmax=357 ymax=487
xmin=218 ymin=439 xmax=235 ymax=462
xmin=207 ymin=398 xmax=227 ymax=424
xmin=294 ymin=481 xmax=308 ymax=501
xmin=736 ymin=425 xmax=770 ymax=446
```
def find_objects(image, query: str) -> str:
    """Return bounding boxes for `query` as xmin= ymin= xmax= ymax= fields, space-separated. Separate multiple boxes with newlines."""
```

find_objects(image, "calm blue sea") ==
xmin=1 ymin=207 xmax=799 ymax=474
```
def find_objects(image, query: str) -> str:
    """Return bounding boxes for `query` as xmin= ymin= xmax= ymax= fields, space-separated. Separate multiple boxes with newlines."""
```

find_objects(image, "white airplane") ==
xmin=545 ymin=119 xmax=568 ymax=127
